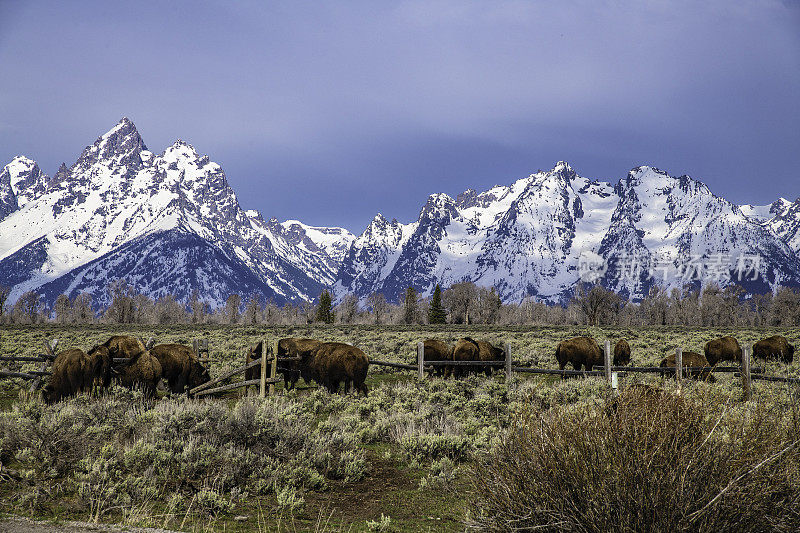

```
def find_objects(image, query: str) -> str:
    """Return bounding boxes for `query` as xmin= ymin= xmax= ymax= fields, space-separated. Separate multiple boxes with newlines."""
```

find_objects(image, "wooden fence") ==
xmin=369 ymin=341 xmax=785 ymax=398
xmin=0 ymin=339 xmax=57 ymax=391
xmin=188 ymin=339 xmax=283 ymax=399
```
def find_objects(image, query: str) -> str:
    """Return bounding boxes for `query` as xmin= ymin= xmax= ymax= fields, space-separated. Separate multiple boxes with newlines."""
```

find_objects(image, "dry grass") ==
xmin=468 ymin=385 xmax=800 ymax=532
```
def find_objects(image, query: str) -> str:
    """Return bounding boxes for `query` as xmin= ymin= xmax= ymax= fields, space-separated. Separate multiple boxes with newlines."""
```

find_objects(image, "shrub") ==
xmin=468 ymin=386 xmax=800 ymax=532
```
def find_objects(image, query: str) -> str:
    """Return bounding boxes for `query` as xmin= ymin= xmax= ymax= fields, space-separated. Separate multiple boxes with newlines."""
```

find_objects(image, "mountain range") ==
xmin=1 ymin=118 xmax=798 ymax=310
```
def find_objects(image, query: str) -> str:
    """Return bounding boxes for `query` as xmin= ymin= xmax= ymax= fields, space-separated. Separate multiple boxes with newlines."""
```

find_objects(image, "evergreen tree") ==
xmin=403 ymin=286 xmax=418 ymax=324
xmin=428 ymin=284 xmax=447 ymax=324
xmin=315 ymin=290 xmax=334 ymax=324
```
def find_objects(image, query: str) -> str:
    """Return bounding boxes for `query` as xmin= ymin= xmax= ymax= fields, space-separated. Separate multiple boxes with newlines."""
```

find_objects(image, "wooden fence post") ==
xmin=31 ymin=339 xmax=57 ymax=393
xmin=259 ymin=338 xmax=268 ymax=398
xmin=742 ymin=345 xmax=752 ymax=401
xmin=604 ymin=340 xmax=612 ymax=385
xmin=676 ymin=347 xmax=683 ymax=392
xmin=505 ymin=342 xmax=512 ymax=380
xmin=417 ymin=342 xmax=425 ymax=380
xmin=269 ymin=339 xmax=278 ymax=395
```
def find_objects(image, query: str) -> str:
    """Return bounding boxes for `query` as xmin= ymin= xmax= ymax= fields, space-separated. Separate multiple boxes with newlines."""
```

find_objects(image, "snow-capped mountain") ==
xmin=335 ymin=163 xmax=800 ymax=303
xmin=3 ymin=118 xmax=798 ymax=310
xmin=0 ymin=118 xmax=353 ymax=308
xmin=741 ymin=198 xmax=800 ymax=253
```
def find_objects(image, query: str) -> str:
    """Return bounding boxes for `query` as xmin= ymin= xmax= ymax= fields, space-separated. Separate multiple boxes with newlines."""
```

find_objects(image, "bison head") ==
xmin=785 ymin=343 xmax=795 ymax=363
xmin=189 ymin=361 xmax=211 ymax=389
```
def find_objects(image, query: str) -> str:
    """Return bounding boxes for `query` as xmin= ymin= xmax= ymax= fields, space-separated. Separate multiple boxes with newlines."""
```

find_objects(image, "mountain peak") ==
xmin=74 ymin=117 xmax=148 ymax=171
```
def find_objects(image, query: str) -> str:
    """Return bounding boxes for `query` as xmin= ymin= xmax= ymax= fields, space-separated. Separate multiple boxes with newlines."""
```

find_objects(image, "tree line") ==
xmin=1 ymin=279 xmax=799 ymax=327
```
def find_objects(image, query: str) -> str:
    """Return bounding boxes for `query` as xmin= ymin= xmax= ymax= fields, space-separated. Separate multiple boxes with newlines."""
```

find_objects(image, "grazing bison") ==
xmin=613 ymin=340 xmax=632 ymax=366
xmin=245 ymin=340 xmax=266 ymax=383
xmin=42 ymin=348 xmax=98 ymax=403
xmin=151 ymin=343 xmax=210 ymax=394
xmin=103 ymin=336 xmax=162 ymax=397
xmin=555 ymin=337 xmax=603 ymax=372
xmin=423 ymin=339 xmax=453 ymax=378
xmin=753 ymin=335 xmax=794 ymax=363
xmin=278 ymin=338 xmax=323 ymax=389
xmin=660 ymin=351 xmax=716 ymax=383
xmin=475 ymin=340 xmax=505 ymax=377
xmin=301 ymin=342 xmax=369 ymax=395
xmin=86 ymin=344 xmax=112 ymax=389
xmin=450 ymin=337 xmax=481 ymax=378
xmin=704 ymin=336 xmax=742 ymax=366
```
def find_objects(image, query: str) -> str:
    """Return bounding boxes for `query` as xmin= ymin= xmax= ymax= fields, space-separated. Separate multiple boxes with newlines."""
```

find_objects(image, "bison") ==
xmin=277 ymin=338 xmax=323 ymax=389
xmin=475 ymin=340 xmax=505 ymax=377
xmin=423 ymin=339 xmax=453 ymax=378
xmin=614 ymin=340 xmax=632 ymax=366
xmin=150 ymin=343 xmax=210 ymax=394
xmin=659 ymin=350 xmax=716 ymax=383
xmin=86 ymin=344 xmax=112 ymax=390
xmin=300 ymin=342 xmax=369 ymax=395
xmin=704 ymin=336 xmax=742 ymax=366
xmin=42 ymin=348 xmax=101 ymax=403
xmin=555 ymin=336 xmax=603 ymax=372
xmin=103 ymin=335 xmax=162 ymax=397
xmin=753 ymin=335 xmax=795 ymax=363
xmin=244 ymin=340 xmax=266 ymax=383
xmin=450 ymin=337 xmax=481 ymax=378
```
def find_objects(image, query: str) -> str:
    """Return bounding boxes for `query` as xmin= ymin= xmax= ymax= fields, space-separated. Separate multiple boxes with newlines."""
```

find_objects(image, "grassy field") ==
xmin=1 ymin=325 xmax=800 ymax=532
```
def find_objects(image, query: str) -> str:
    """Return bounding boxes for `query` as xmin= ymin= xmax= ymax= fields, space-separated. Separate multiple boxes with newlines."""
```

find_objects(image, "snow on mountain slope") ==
xmin=337 ymin=163 xmax=800 ymax=303
xmin=0 ymin=118 xmax=350 ymax=307
xmin=741 ymin=197 xmax=800 ymax=253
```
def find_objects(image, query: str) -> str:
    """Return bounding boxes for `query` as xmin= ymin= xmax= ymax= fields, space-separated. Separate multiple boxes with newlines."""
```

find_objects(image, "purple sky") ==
xmin=1 ymin=1 xmax=798 ymax=233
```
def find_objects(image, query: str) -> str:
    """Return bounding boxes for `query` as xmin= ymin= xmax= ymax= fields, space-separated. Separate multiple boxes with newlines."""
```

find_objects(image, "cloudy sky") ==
xmin=1 ymin=1 xmax=798 ymax=232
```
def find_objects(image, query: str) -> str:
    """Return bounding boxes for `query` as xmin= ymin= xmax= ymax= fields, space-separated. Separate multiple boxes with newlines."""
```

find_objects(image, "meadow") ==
xmin=2 ymin=324 xmax=800 ymax=532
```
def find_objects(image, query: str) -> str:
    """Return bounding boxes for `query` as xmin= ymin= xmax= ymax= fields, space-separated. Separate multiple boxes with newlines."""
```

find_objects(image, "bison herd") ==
xmin=247 ymin=338 xmax=370 ymax=396
xmin=42 ymin=336 xmax=210 ymax=403
xmin=37 ymin=332 xmax=796 ymax=403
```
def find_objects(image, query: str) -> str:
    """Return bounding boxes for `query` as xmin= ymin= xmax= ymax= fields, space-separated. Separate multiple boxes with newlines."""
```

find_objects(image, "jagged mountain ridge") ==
xmin=2 ymin=118 xmax=798 ymax=310
xmin=335 ymin=163 xmax=800 ymax=303
xmin=0 ymin=118 xmax=354 ymax=308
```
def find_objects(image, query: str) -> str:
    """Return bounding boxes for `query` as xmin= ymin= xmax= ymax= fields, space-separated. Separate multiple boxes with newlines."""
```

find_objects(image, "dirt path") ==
xmin=0 ymin=516 xmax=178 ymax=533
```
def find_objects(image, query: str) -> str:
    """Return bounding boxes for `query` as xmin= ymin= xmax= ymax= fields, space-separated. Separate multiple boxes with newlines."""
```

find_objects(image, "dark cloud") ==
xmin=1 ymin=0 xmax=798 ymax=232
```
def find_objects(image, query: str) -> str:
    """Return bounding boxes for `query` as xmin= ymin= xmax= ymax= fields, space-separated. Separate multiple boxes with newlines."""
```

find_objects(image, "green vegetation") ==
xmin=1 ymin=324 xmax=799 ymax=531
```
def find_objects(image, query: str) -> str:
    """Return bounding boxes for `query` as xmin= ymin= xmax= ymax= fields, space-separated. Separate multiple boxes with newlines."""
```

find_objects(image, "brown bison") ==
xmin=450 ymin=337 xmax=480 ymax=378
xmin=475 ymin=340 xmax=505 ymax=377
xmin=42 ymin=348 xmax=101 ymax=403
xmin=86 ymin=344 xmax=112 ymax=389
xmin=103 ymin=335 xmax=162 ymax=397
xmin=244 ymin=340 xmax=266 ymax=383
xmin=555 ymin=336 xmax=603 ymax=371
xmin=753 ymin=335 xmax=795 ymax=363
xmin=423 ymin=339 xmax=453 ymax=378
xmin=660 ymin=351 xmax=716 ymax=383
xmin=613 ymin=340 xmax=632 ymax=366
xmin=278 ymin=338 xmax=323 ymax=389
xmin=300 ymin=342 xmax=369 ymax=395
xmin=704 ymin=336 xmax=742 ymax=366
xmin=151 ymin=343 xmax=210 ymax=394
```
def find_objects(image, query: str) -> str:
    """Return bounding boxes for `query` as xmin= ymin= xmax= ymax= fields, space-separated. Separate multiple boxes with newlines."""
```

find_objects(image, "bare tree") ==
xmin=337 ymin=294 xmax=359 ymax=324
xmin=0 ymin=284 xmax=10 ymax=321
xmin=15 ymin=291 xmax=41 ymax=324
xmin=367 ymin=292 xmax=388 ymax=325
xmin=226 ymin=294 xmax=242 ymax=324
xmin=572 ymin=283 xmax=622 ymax=325
xmin=190 ymin=289 xmax=206 ymax=324
xmin=244 ymin=293 xmax=261 ymax=325
xmin=54 ymin=294 xmax=71 ymax=324
xmin=154 ymin=294 xmax=185 ymax=324
xmin=474 ymin=286 xmax=502 ymax=324
xmin=72 ymin=293 xmax=94 ymax=323
xmin=444 ymin=282 xmax=478 ymax=324
xmin=106 ymin=279 xmax=136 ymax=323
